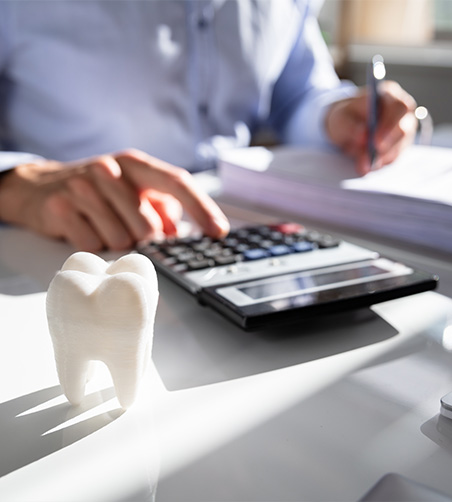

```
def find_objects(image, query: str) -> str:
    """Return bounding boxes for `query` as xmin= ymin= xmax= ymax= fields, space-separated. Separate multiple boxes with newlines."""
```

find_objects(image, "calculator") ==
xmin=138 ymin=222 xmax=438 ymax=329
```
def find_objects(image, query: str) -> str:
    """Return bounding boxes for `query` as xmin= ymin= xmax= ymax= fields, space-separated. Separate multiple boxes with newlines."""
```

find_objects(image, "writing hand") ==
xmin=326 ymin=81 xmax=417 ymax=175
xmin=0 ymin=149 xmax=230 ymax=251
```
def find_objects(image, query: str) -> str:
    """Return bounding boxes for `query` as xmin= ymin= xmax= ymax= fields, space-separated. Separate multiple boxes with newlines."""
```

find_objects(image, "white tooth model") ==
xmin=46 ymin=252 xmax=159 ymax=409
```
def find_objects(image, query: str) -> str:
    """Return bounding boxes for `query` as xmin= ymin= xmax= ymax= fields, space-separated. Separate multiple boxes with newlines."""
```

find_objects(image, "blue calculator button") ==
xmin=269 ymin=244 xmax=292 ymax=256
xmin=243 ymin=248 xmax=270 ymax=261
xmin=292 ymin=241 xmax=315 ymax=253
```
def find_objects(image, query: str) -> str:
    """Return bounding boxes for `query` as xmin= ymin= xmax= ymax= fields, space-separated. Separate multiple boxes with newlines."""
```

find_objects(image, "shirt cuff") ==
xmin=282 ymin=82 xmax=358 ymax=151
xmin=0 ymin=152 xmax=45 ymax=172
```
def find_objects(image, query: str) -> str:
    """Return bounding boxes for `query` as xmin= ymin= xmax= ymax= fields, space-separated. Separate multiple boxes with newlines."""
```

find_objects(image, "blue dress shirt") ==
xmin=0 ymin=0 xmax=355 ymax=172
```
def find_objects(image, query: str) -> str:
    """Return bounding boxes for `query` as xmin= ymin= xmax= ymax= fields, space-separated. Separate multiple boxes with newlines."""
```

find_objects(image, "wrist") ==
xmin=0 ymin=165 xmax=34 ymax=224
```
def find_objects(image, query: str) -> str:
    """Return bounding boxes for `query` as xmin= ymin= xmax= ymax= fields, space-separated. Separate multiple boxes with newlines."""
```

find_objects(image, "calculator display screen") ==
xmin=215 ymin=259 xmax=414 ymax=308
xmin=238 ymin=264 xmax=384 ymax=301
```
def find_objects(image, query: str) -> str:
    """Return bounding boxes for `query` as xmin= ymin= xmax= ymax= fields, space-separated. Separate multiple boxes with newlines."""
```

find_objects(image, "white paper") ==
xmin=218 ymin=144 xmax=452 ymax=253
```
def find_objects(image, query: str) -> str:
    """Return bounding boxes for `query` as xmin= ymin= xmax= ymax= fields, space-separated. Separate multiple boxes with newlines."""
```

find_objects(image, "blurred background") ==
xmin=317 ymin=0 xmax=452 ymax=146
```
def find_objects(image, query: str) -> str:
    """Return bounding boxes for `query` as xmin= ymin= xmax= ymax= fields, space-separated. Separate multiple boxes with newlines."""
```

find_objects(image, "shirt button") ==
xmin=198 ymin=103 xmax=209 ymax=116
xmin=197 ymin=16 xmax=209 ymax=30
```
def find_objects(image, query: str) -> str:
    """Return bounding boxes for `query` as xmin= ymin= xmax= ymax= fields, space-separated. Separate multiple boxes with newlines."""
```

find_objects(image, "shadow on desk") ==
xmin=153 ymin=276 xmax=399 ymax=391
xmin=0 ymin=385 xmax=121 ymax=477
xmin=421 ymin=414 xmax=452 ymax=454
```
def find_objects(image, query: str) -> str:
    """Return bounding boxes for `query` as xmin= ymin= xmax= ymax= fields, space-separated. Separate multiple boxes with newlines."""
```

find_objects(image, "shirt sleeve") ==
xmin=269 ymin=3 xmax=357 ymax=150
xmin=0 ymin=8 xmax=44 ymax=174
xmin=0 ymin=2 xmax=10 ymax=70
xmin=0 ymin=152 xmax=44 ymax=172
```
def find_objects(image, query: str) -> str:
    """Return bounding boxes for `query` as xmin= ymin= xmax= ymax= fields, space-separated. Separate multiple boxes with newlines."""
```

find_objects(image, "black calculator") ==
xmin=138 ymin=222 xmax=438 ymax=329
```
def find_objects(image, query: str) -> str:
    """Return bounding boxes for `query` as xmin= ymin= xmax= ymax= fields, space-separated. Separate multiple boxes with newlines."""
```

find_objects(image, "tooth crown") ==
xmin=46 ymin=252 xmax=159 ymax=409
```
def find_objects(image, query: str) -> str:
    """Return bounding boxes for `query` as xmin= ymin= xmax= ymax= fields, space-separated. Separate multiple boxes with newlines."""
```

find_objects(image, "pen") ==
xmin=367 ymin=54 xmax=386 ymax=169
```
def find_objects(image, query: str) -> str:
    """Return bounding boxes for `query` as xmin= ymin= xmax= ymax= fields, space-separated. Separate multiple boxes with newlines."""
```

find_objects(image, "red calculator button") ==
xmin=271 ymin=223 xmax=305 ymax=234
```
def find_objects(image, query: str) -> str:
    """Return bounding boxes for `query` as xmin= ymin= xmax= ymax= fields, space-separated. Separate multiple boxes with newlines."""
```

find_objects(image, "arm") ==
xmin=269 ymin=3 xmax=417 ymax=174
xmin=269 ymin=4 xmax=357 ymax=150
xmin=0 ymin=4 xmax=229 ymax=250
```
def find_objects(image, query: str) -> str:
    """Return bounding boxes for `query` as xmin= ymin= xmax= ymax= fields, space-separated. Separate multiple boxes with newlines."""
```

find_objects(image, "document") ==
xmin=218 ymin=145 xmax=452 ymax=253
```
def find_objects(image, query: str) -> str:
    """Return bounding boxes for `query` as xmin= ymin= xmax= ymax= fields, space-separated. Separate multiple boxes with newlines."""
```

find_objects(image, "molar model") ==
xmin=46 ymin=252 xmax=159 ymax=409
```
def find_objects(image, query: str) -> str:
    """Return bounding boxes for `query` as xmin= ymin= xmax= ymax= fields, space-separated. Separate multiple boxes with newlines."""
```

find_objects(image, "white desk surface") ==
xmin=1 ymin=195 xmax=452 ymax=502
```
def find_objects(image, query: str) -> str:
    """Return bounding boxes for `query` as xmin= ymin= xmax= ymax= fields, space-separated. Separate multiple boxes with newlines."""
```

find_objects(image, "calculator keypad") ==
xmin=140 ymin=223 xmax=340 ymax=273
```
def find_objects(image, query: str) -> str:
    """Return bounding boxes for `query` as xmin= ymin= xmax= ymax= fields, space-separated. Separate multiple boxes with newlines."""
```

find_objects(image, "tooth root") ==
xmin=106 ymin=358 xmax=146 ymax=410
xmin=55 ymin=355 xmax=91 ymax=406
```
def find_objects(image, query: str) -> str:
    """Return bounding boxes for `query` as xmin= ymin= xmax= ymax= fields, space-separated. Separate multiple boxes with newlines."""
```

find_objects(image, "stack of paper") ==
xmin=218 ymin=145 xmax=452 ymax=253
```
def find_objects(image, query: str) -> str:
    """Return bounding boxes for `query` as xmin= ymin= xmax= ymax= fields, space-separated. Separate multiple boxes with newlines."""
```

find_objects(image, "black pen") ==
xmin=367 ymin=55 xmax=386 ymax=170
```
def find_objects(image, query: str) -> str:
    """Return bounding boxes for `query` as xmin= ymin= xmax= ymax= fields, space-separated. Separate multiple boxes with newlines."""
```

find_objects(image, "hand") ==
xmin=325 ymin=81 xmax=418 ymax=175
xmin=0 ymin=149 xmax=230 ymax=251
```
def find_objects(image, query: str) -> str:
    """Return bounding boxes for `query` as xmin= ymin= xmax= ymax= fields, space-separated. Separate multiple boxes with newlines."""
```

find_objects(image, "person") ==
xmin=0 ymin=0 xmax=417 ymax=251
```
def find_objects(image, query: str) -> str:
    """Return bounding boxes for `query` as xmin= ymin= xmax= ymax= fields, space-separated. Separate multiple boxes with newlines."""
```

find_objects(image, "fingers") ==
xmin=365 ymin=81 xmax=416 ymax=172
xmin=0 ymin=162 xmax=105 ymax=251
xmin=326 ymin=82 xmax=417 ymax=176
xmin=56 ymin=152 xmax=228 ymax=250
xmin=38 ymin=158 xmax=151 ymax=251
xmin=143 ymin=190 xmax=183 ymax=237
xmin=64 ymin=156 xmax=187 ymax=249
xmin=376 ymin=81 xmax=417 ymax=147
xmin=355 ymin=150 xmax=378 ymax=177
xmin=91 ymin=151 xmax=229 ymax=240
xmin=66 ymin=175 xmax=134 ymax=250
xmin=43 ymin=192 xmax=105 ymax=251
xmin=90 ymin=157 xmax=157 ymax=242
xmin=115 ymin=149 xmax=230 ymax=237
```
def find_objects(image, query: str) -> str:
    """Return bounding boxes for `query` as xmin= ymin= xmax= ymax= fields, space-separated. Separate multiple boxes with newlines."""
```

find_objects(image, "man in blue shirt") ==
xmin=0 ymin=0 xmax=417 ymax=251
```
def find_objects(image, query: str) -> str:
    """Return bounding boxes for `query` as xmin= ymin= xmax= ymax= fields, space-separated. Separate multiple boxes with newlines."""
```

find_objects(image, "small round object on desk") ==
xmin=440 ymin=392 xmax=452 ymax=420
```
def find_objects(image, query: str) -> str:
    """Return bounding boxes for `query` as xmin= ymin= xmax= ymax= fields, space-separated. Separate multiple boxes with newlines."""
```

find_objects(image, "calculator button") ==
xmin=292 ymin=241 xmax=315 ymax=253
xmin=269 ymin=231 xmax=283 ymax=241
xmin=176 ymin=251 xmax=197 ymax=262
xmin=317 ymin=235 xmax=341 ymax=248
xmin=270 ymin=222 xmax=305 ymax=234
xmin=282 ymin=235 xmax=296 ymax=245
xmin=223 ymin=237 xmax=239 ymax=248
xmin=191 ymin=241 xmax=212 ymax=252
xmin=162 ymin=256 xmax=179 ymax=266
xmin=254 ymin=225 xmax=273 ymax=236
xmin=243 ymin=248 xmax=270 ymax=261
xmin=235 ymin=229 xmax=250 ymax=239
xmin=305 ymin=230 xmax=322 ymax=243
xmin=170 ymin=263 xmax=189 ymax=273
xmin=186 ymin=259 xmax=215 ymax=270
xmin=269 ymin=244 xmax=292 ymax=256
xmin=234 ymin=243 xmax=251 ymax=253
xmin=214 ymin=254 xmax=240 ymax=266
xmin=247 ymin=234 xmax=263 ymax=245
xmin=165 ymin=245 xmax=190 ymax=257
xmin=203 ymin=246 xmax=224 ymax=258
xmin=259 ymin=239 xmax=275 ymax=249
